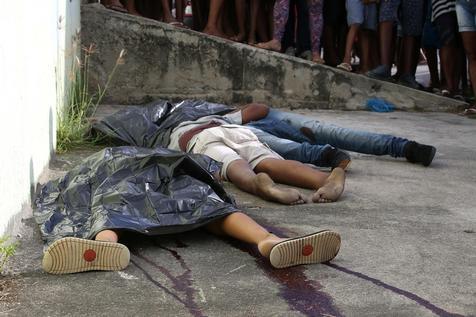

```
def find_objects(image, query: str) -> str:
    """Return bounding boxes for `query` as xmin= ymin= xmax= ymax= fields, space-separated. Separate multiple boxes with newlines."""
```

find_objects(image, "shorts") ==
xmin=434 ymin=12 xmax=461 ymax=46
xmin=379 ymin=0 xmax=400 ymax=22
xmin=324 ymin=0 xmax=347 ymax=27
xmin=456 ymin=0 xmax=476 ymax=32
xmin=401 ymin=0 xmax=425 ymax=36
xmin=190 ymin=125 xmax=283 ymax=180
xmin=346 ymin=0 xmax=378 ymax=30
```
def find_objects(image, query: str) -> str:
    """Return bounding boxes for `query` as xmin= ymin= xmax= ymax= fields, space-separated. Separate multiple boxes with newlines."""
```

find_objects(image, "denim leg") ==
xmin=265 ymin=109 xmax=409 ymax=157
xmin=246 ymin=126 xmax=332 ymax=166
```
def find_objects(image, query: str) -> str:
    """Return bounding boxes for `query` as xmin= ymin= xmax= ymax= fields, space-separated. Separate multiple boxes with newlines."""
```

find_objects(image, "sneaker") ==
xmin=321 ymin=146 xmax=351 ymax=170
xmin=404 ymin=141 xmax=436 ymax=167
xmin=269 ymin=230 xmax=341 ymax=269
xmin=398 ymin=73 xmax=422 ymax=90
xmin=366 ymin=65 xmax=392 ymax=81
xmin=42 ymin=237 xmax=130 ymax=274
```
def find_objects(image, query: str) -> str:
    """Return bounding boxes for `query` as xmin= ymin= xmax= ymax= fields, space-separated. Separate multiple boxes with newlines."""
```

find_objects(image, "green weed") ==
xmin=0 ymin=237 xmax=17 ymax=274
xmin=56 ymin=45 xmax=125 ymax=153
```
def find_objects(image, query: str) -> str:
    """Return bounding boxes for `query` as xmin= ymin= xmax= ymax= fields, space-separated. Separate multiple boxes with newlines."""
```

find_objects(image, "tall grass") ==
xmin=56 ymin=45 xmax=125 ymax=153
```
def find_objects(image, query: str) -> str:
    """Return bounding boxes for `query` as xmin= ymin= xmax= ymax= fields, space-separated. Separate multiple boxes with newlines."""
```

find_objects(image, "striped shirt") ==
xmin=432 ymin=0 xmax=456 ymax=21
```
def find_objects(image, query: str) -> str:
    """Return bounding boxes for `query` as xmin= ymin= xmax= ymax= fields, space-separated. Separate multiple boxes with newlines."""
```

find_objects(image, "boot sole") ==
xmin=269 ymin=230 xmax=341 ymax=269
xmin=43 ymin=237 xmax=130 ymax=274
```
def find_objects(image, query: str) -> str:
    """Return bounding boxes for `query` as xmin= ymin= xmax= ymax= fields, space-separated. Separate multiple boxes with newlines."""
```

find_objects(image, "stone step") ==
xmin=81 ymin=3 xmax=466 ymax=112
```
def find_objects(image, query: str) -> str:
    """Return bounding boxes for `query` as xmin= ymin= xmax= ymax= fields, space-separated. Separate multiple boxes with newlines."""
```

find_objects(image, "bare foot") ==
xmin=257 ymin=233 xmax=284 ymax=257
xmin=254 ymin=173 xmax=306 ymax=205
xmin=312 ymin=52 xmax=325 ymax=64
xmin=231 ymin=32 xmax=246 ymax=43
xmin=311 ymin=168 xmax=345 ymax=203
xmin=203 ymin=27 xmax=228 ymax=39
xmin=256 ymin=39 xmax=281 ymax=52
xmin=95 ymin=230 xmax=119 ymax=243
xmin=247 ymin=36 xmax=257 ymax=45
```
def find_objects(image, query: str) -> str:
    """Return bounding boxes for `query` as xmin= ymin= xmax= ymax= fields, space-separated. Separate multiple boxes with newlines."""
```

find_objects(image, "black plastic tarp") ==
xmin=34 ymin=146 xmax=238 ymax=244
xmin=92 ymin=99 xmax=234 ymax=148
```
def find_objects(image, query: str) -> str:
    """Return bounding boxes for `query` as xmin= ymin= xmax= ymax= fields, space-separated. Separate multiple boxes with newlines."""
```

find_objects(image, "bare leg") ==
xmin=254 ymin=159 xmax=345 ymax=203
xmin=125 ymin=0 xmax=141 ymax=16
xmin=227 ymin=159 xmax=306 ymax=205
xmin=341 ymin=24 xmax=360 ymax=67
xmin=95 ymin=230 xmax=119 ymax=242
xmin=461 ymin=31 xmax=476 ymax=106
xmin=231 ymin=0 xmax=246 ymax=42
xmin=206 ymin=212 xmax=341 ymax=267
xmin=379 ymin=21 xmax=395 ymax=67
xmin=203 ymin=0 xmax=227 ymax=38
xmin=256 ymin=0 xmax=289 ymax=52
xmin=359 ymin=29 xmax=372 ymax=73
xmin=160 ymin=0 xmax=176 ymax=23
xmin=206 ymin=212 xmax=284 ymax=257
xmin=422 ymin=48 xmax=440 ymax=89
xmin=249 ymin=0 xmax=260 ymax=44
xmin=175 ymin=0 xmax=185 ymax=23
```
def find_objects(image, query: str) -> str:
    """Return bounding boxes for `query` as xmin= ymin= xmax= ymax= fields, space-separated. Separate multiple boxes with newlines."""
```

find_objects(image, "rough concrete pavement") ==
xmin=2 ymin=110 xmax=475 ymax=317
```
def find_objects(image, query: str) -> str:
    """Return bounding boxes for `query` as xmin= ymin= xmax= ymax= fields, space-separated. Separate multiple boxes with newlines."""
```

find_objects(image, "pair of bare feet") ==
xmin=251 ymin=168 xmax=345 ymax=205
xmin=255 ymin=39 xmax=325 ymax=64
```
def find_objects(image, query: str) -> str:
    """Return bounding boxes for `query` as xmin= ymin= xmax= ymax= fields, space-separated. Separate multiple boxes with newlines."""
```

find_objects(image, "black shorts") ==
xmin=434 ymin=11 xmax=461 ymax=47
xmin=323 ymin=0 xmax=347 ymax=27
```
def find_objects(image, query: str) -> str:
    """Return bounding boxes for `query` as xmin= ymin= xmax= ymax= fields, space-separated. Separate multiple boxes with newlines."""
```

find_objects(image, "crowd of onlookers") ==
xmin=101 ymin=0 xmax=476 ymax=114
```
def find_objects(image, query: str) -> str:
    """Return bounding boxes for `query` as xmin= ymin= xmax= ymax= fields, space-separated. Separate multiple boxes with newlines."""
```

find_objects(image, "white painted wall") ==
xmin=0 ymin=1 xmax=81 ymax=236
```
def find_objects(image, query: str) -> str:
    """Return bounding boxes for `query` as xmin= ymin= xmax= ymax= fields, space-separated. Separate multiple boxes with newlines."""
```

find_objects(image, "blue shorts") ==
xmin=456 ymin=0 xmax=476 ymax=32
xmin=379 ymin=0 xmax=424 ymax=36
xmin=379 ymin=0 xmax=400 ymax=22
xmin=346 ymin=0 xmax=378 ymax=30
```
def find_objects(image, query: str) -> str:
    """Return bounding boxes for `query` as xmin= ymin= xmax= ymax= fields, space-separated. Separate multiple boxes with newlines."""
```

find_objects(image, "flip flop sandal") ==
xmin=459 ymin=108 xmax=476 ymax=118
xmin=104 ymin=4 xmax=128 ymax=13
xmin=269 ymin=230 xmax=341 ymax=269
xmin=168 ymin=21 xmax=190 ymax=29
xmin=43 ymin=237 xmax=130 ymax=274
xmin=337 ymin=62 xmax=352 ymax=72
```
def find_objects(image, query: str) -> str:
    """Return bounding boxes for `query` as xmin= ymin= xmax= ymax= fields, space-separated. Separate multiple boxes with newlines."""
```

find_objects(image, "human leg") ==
xmin=206 ymin=212 xmax=341 ymax=268
xmin=42 ymin=230 xmax=130 ymax=274
xmin=367 ymin=0 xmax=400 ymax=79
xmin=203 ymin=0 xmax=227 ymax=38
xmin=308 ymin=0 xmax=325 ymax=63
xmin=125 ymin=0 xmax=141 ymax=16
xmin=265 ymin=109 xmax=436 ymax=165
xmin=231 ymin=0 xmax=247 ymax=42
xmin=265 ymin=109 xmax=408 ymax=156
xmin=255 ymin=159 xmax=345 ymax=203
xmin=256 ymin=0 xmax=290 ymax=52
xmin=192 ymin=128 xmax=306 ymax=205
xmin=246 ymin=125 xmax=351 ymax=169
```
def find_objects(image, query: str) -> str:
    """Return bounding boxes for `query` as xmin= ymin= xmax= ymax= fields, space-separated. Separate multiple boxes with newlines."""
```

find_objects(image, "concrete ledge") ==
xmin=81 ymin=4 xmax=466 ymax=112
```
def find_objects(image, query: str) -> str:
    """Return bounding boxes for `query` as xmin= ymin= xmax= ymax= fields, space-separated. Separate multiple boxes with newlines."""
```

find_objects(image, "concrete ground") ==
xmin=1 ymin=110 xmax=475 ymax=317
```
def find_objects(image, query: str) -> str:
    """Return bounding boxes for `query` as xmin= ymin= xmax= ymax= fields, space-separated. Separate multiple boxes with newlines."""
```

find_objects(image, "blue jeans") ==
xmin=246 ymin=123 xmax=334 ymax=166
xmin=249 ymin=109 xmax=409 ymax=158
